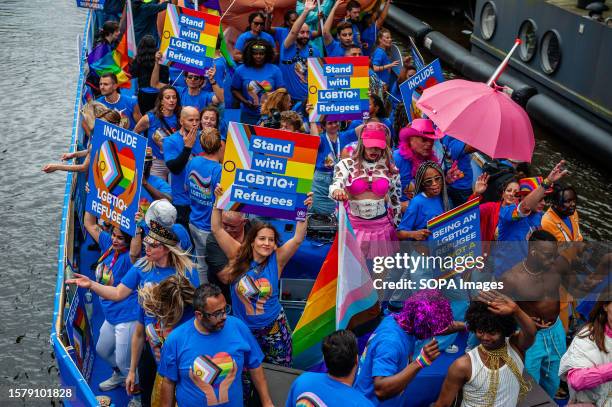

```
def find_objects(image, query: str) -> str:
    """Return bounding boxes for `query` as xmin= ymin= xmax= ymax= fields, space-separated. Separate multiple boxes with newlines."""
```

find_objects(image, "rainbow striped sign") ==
xmin=159 ymin=4 xmax=220 ymax=75
xmin=308 ymin=56 xmax=370 ymax=121
xmin=217 ymin=122 xmax=320 ymax=221
xmin=427 ymin=198 xmax=481 ymax=278
xmin=86 ymin=120 xmax=146 ymax=236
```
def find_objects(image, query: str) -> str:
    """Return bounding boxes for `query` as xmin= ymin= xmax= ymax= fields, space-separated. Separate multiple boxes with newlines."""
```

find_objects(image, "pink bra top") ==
xmin=346 ymin=177 xmax=390 ymax=197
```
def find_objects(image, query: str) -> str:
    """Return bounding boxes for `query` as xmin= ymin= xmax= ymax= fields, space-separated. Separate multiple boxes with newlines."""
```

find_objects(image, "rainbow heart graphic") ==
xmin=296 ymin=392 xmax=327 ymax=407
xmin=255 ymin=278 xmax=271 ymax=298
xmin=192 ymin=352 xmax=234 ymax=385
xmin=97 ymin=140 xmax=136 ymax=194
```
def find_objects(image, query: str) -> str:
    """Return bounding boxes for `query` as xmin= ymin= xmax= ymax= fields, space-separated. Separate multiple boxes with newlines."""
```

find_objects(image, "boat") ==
xmin=470 ymin=0 xmax=612 ymax=161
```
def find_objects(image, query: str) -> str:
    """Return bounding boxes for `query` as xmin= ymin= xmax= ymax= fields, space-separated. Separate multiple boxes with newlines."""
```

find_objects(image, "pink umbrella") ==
xmin=416 ymin=39 xmax=535 ymax=162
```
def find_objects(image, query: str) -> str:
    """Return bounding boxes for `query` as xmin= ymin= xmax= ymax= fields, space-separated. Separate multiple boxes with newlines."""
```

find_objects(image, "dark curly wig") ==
xmin=465 ymin=301 xmax=517 ymax=337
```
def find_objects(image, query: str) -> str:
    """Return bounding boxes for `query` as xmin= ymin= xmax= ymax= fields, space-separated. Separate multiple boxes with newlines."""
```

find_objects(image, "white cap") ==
xmin=145 ymin=199 xmax=177 ymax=228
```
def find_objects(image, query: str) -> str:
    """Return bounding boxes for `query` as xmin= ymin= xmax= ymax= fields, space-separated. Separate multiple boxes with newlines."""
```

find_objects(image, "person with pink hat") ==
xmin=392 ymin=118 xmax=443 ymax=206
xmin=329 ymin=122 xmax=401 ymax=258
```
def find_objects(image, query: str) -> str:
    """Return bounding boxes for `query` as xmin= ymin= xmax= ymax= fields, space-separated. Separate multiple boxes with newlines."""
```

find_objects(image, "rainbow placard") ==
xmin=399 ymin=58 xmax=445 ymax=122
xmin=159 ymin=4 xmax=220 ymax=75
xmin=427 ymin=198 xmax=481 ymax=278
xmin=308 ymin=56 xmax=370 ymax=122
xmin=217 ymin=122 xmax=320 ymax=221
xmin=86 ymin=120 xmax=147 ymax=236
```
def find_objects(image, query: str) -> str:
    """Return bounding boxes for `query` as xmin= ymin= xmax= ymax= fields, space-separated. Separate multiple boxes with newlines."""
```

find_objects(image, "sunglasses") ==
xmin=202 ymin=304 xmax=231 ymax=320
xmin=186 ymin=75 xmax=203 ymax=80
xmin=144 ymin=238 xmax=163 ymax=249
xmin=252 ymin=21 xmax=265 ymax=26
xmin=422 ymin=175 xmax=443 ymax=187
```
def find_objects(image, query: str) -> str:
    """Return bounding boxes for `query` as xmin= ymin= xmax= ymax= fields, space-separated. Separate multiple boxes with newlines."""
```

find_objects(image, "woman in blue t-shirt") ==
xmin=371 ymin=28 xmax=399 ymax=87
xmin=78 ymin=212 xmax=142 ymax=396
xmin=397 ymin=161 xmax=451 ymax=241
xmin=231 ymin=39 xmax=284 ymax=125
xmin=134 ymin=86 xmax=182 ymax=181
xmin=310 ymin=118 xmax=341 ymax=215
xmin=210 ymin=187 xmax=312 ymax=367
xmin=125 ymin=275 xmax=196 ymax=407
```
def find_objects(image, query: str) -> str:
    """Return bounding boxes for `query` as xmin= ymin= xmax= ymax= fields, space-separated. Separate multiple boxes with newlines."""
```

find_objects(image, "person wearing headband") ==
xmin=330 ymin=122 xmax=401 ymax=258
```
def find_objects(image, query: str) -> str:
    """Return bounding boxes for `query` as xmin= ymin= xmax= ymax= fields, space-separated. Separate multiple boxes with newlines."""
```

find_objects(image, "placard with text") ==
xmin=308 ymin=56 xmax=369 ymax=122
xmin=217 ymin=122 xmax=320 ymax=221
xmin=159 ymin=4 xmax=220 ymax=75
xmin=399 ymin=58 xmax=445 ymax=122
xmin=76 ymin=0 xmax=104 ymax=10
xmin=86 ymin=120 xmax=146 ymax=236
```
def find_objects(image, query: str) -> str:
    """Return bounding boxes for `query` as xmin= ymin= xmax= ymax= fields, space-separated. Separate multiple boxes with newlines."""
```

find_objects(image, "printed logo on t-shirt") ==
xmin=95 ymin=263 xmax=114 ymax=286
xmin=236 ymin=275 xmax=272 ymax=316
xmin=247 ymin=80 xmax=273 ymax=106
xmin=190 ymin=352 xmax=237 ymax=405
xmin=188 ymin=171 xmax=213 ymax=204
xmin=324 ymin=153 xmax=335 ymax=169
xmin=296 ymin=392 xmax=328 ymax=407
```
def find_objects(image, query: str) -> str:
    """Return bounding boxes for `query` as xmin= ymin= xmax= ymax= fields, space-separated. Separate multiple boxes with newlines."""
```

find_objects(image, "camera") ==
xmin=261 ymin=109 xmax=281 ymax=129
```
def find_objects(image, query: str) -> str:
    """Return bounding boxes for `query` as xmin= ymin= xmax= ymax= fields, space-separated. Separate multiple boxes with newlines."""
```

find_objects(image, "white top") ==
xmin=461 ymin=339 xmax=524 ymax=407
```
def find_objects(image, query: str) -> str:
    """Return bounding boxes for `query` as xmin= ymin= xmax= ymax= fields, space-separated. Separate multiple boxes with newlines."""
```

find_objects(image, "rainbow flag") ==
xmin=292 ymin=206 xmax=379 ymax=369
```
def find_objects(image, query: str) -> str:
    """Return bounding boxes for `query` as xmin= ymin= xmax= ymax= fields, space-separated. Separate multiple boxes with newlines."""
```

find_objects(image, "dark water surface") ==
xmin=0 ymin=0 xmax=610 ymax=404
xmin=0 ymin=0 xmax=86 ymax=398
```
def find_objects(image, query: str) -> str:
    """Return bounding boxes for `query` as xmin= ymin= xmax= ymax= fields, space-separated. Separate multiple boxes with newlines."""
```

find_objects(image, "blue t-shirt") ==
xmin=325 ymin=39 xmax=347 ymax=57
xmin=392 ymin=150 xmax=414 ymax=202
xmin=177 ymin=86 xmax=215 ymax=111
xmin=158 ymin=316 xmax=264 ymax=407
xmin=354 ymin=316 xmax=416 ymax=406
xmin=398 ymin=192 xmax=445 ymax=232
xmin=339 ymin=128 xmax=358 ymax=150
xmin=234 ymin=31 xmax=275 ymax=51
xmin=97 ymin=95 xmax=138 ymax=130
xmin=140 ymin=305 xmax=195 ymax=366
xmin=230 ymin=252 xmax=281 ymax=329
xmin=286 ymin=372 xmax=374 ymax=407
xmin=185 ymin=156 xmax=222 ymax=231
xmin=371 ymin=47 xmax=391 ymax=85
xmin=231 ymin=63 xmax=283 ymax=116
xmin=202 ymin=57 xmax=229 ymax=93
xmin=140 ymin=175 xmax=172 ymax=212
xmin=163 ymin=130 xmax=203 ymax=206
xmin=361 ymin=24 xmax=376 ymax=56
xmin=272 ymin=27 xmax=290 ymax=47
xmin=146 ymin=112 xmax=179 ymax=160
xmin=316 ymin=132 xmax=340 ymax=172
xmin=441 ymin=136 xmax=473 ymax=191
xmin=280 ymin=42 xmax=320 ymax=101
xmin=169 ymin=66 xmax=187 ymax=88
xmin=121 ymin=263 xmax=200 ymax=291
xmin=97 ymin=232 xmax=139 ymax=324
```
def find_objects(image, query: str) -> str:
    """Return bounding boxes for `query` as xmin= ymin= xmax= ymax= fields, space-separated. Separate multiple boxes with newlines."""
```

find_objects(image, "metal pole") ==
xmin=486 ymin=38 xmax=521 ymax=87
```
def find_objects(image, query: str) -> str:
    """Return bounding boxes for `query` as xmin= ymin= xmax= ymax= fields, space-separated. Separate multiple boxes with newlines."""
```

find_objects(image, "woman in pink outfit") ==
xmin=559 ymin=295 xmax=612 ymax=406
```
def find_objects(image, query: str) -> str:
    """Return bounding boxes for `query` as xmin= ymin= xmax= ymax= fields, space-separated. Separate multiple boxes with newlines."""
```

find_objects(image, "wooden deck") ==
xmin=547 ymin=0 xmax=612 ymax=20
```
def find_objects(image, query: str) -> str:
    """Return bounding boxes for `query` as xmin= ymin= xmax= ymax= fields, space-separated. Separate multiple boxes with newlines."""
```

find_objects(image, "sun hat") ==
xmin=146 ymin=221 xmax=179 ymax=246
xmin=409 ymin=118 xmax=444 ymax=140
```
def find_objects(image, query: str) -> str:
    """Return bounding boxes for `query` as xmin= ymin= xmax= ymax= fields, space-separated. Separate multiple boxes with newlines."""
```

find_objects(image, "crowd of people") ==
xmin=44 ymin=0 xmax=612 ymax=406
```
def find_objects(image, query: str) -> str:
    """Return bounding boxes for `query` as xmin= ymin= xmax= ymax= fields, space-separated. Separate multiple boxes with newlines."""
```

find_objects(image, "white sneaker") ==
xmin=128 ymin=396 xmax=142 ymax=407
xmin=99 ymin=371 xmax=126 ymax=391
xmin=445 ymin=345 xmax=459 ymax=354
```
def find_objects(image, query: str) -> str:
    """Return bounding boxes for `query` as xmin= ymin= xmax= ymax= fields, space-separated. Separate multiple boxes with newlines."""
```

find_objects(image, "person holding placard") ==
xmin=210 ymin=187 xmax=313 ymax=367
xmin=330 ymin=122 xmax=401 ymax=258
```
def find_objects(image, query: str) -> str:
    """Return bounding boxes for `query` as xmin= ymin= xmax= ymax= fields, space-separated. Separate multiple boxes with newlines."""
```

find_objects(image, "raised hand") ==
xmin=546 ymin=160 xmax=569 ymax=183
xmin=422 ymin=338 xmax=441 ymax=363
xmin=155 ymin=51 xmax=163 ymax=63
xmin=477 ymin=290 xmax=518 ymax=316
xmin=183 ymin=126 xmax=197 ymax=148
xmin=473 ymin=173 xmax=490 ymax=196
xmin=304 ymin=0 xmax=317 ymax=12
xmin=214 ymin=184 xmax=224 ymax=198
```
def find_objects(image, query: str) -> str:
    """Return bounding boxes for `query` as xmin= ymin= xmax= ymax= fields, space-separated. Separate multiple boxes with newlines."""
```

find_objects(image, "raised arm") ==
xmin=520 ymin=160 xmax=568 ymax=214
xmin=207 ymin=66 xmax=224 ymax=105
xmin=150 ymin=51 xmax=168 ymax=89
xmin=284 ymin=0 xmax=316 ymax=49
xmin=375 ymin=0 xmax=391 ymax=29
xmin=276 ymin=193 xmax=313 ymax=273
xmin=84 ymin=211 xmax=102 ymax=244
xmin=211 ymin=185 xmax=241 ymax=258
xmin=323 ymin=0 xmax=346 ymax=46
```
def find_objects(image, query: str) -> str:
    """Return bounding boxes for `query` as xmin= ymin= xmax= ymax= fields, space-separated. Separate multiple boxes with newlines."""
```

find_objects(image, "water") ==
xmin=0 ymin=0 xmax=87 ymax=399
xmin=0 ymin=1 xmax=610 ymax=403
xmin=395 ymin=5 xmax=612 ymax=241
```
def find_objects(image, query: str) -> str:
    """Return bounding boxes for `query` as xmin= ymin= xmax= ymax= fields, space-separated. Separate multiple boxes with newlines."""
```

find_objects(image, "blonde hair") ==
xmin=135 ymin=243 xmax=193 ymax=279
xmin=200 ymin=127 xmax=222 ymax=154
xmin=138 ymin=275 xmax=195 ymax=328
xmin=261 ymin=88 xmax=290 ymax=116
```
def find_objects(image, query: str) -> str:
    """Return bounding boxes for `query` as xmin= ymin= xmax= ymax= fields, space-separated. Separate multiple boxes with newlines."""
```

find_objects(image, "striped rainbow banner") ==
xmin=217 ymin=122 xmax=319 ymax=221
xmin=308 ymin=56 xmax=370 ymax=122
xmin=427 ymin=197 xmax=480 ymax=229
xmin=159 ymin=4 xmax=220 ymax=75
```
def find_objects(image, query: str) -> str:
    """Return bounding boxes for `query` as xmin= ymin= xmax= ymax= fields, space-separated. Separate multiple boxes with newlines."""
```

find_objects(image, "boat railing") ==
xmin=51 ymin=10 xmax=99 ymax=407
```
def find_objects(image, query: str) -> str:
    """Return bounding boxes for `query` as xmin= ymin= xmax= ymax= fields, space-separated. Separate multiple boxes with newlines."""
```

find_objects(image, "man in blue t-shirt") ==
xmin=265 ymin=8 xmax=297 ymax=50
xmin=287 ymin=330 xmax=374 ymax=406
xmin=344 ymin=0 xmax=362 ymax=47
xmin=441 ymin=135 xmax=476 ymax=207
xmin=354 ymin=315 xmax=441 ymax=406
xmin=281 ymin=1 xmax=321 ymax=102
xmin=97 ymin=73 xmax=141 ymax=130
xmin=323 ymin=0 xmax=355 ymax=57
xmin=158 ymin=284 xmax=274 ymax=407
xmin=163 ymin=107 xmax=203 ymax=230
xmin=185 ymin=129 xmax=223 ymax=283
xmin=233 ymin=12 xmax=275 ymax=64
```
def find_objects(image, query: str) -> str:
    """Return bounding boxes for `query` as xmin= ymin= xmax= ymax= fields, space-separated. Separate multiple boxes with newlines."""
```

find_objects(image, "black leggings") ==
xmin=138 ymin=342 xmax=157 ymax=407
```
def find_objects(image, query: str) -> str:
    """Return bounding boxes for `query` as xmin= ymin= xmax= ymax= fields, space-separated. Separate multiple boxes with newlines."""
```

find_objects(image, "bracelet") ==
xmin=415 ymin=350 xmax=432 ymax=368
xmin=541 ymin=177 xmax=552 ymax=189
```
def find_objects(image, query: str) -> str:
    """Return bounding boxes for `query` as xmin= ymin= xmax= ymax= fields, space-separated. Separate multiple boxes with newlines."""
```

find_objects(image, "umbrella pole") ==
xmin=486 ymin=39 xmax=521 ymax=87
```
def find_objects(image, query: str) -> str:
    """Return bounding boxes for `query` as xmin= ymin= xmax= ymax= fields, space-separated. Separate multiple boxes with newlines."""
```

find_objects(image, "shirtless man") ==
xmin=500 ymin=230 xmax=608 ymax=398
